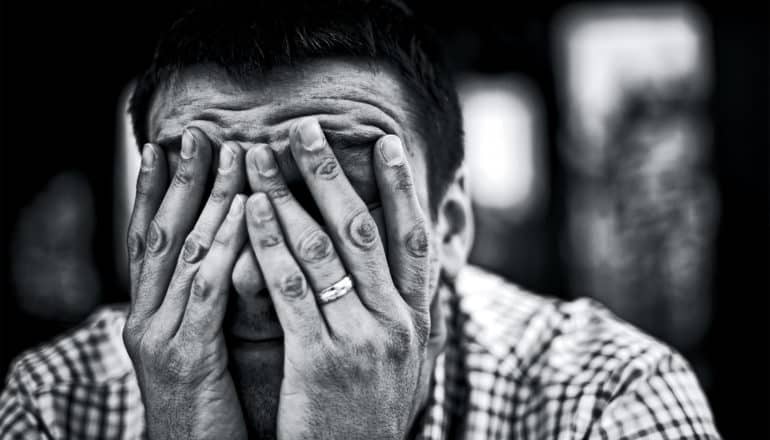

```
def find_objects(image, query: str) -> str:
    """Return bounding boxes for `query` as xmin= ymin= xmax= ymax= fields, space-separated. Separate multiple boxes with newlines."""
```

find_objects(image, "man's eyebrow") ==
xmin=156 ymin=135 xmax=182 ymax=152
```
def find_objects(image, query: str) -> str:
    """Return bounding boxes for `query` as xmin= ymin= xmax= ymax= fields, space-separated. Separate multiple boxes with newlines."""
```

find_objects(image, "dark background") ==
xmin=2 ymin=1 xmax=768 ymax=437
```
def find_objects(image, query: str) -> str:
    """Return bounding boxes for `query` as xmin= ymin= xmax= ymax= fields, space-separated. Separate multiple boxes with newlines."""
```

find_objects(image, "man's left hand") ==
xmin=243 ymin=118 xmax=432 ymax=439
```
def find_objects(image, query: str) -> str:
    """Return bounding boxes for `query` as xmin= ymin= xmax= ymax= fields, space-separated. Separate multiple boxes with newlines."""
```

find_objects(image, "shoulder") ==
xmin=6 ymin=305 xmax=133 ymax=390
xmin=452 ymin=266 xmax=720 ymax=438
xmin=456 ymin=265 xmax=681 ymax=376
xmin=1 ymin=305 xmax=144 ymax=439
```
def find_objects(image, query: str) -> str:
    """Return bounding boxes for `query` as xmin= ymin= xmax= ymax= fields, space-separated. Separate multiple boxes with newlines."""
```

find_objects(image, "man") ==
xmin=0 ymin=1 xmax=720 ymax=438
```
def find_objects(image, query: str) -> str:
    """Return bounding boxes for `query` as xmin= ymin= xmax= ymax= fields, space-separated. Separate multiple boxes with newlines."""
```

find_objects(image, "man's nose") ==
xmin=232 ymin=245 xmax=265 ymax=297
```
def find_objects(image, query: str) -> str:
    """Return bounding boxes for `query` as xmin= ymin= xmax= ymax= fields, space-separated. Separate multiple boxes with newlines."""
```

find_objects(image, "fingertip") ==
xmin=244 ymin=145 xmax=265 ymax=182
xmin=182 ymin=126 xmax=214 ymax=161
xmin=377 ymin=135 xmax=405 ymax=168
xmin=246 ymin=192 xmax=272 ymax=223
xmin=141 ymin=143 xmax=157 ymax=171
xmin=292 ymin=117 xmax=325 ymax=152
xmin=222 ymin=140 xmax=243 ymax=154
xmin=218 ymin=144 xmax=233 ymax=174
xmin=245 ymin=143 xmax=260 ymax=163
xmin=290 ymin=116 xmax=318 ymax=140
xmin=228 ymin=194 xmax=246 ymax=218
xmin=135 ymin=143 xmax=166 ymax=197
xmin=184 ymin=126 xmax=208 ymax=144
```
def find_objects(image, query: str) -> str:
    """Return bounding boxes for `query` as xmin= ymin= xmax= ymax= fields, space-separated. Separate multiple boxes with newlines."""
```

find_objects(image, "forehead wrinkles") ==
xmin=149 ymin=60 xmax=414 ymax=145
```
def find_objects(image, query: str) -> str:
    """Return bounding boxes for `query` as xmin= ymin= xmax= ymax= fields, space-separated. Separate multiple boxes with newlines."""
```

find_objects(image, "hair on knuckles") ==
xmin=129 ymin=0 xmax=464 ymax=216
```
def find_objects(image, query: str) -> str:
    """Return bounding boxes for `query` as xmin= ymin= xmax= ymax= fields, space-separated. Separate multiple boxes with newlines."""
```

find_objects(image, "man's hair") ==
xmin=129 ymin=0 xmax=464 ymax=215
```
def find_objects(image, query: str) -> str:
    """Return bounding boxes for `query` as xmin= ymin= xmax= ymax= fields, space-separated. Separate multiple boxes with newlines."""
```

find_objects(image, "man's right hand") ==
xmin=123 ymin=128 xmax=248 ymax=439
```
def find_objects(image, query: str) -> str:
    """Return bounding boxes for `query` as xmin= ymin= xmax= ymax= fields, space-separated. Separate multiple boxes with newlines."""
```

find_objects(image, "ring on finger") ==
xmin=318 ymin=275 xmax=354 ymax=304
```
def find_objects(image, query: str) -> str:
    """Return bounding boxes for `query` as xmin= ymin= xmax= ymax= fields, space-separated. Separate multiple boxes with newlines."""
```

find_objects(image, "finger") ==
xmin=190 ymin=141 xmax=246 ymax=244
xmin=246 ymin=145 xmax=369 ymax=333
xmin=373 ymin=135 xmax=431 ymax=313
xmin=127 ymin=143 xmax=167 ymax=303
xmin=131 ymin=127 xmax=213 ymax=321
xmin=155 ymin=142 xmax=246 ymax=335
xmin=245 ymin=192 xmax=324 ymax=345
xmin=289 ymin=118 xmax=395 ymax=314
xmin=178 ymin=195 xmax=247 ymax=343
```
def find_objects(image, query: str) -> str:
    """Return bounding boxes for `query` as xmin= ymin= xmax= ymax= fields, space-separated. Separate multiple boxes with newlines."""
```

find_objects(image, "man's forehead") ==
xmin=147 ymin=59 xmax=415 ymax=148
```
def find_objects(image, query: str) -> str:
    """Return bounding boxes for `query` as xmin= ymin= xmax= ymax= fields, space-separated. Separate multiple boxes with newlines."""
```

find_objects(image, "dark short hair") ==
xmin=129 ymin=0 xmax=464 ymax=215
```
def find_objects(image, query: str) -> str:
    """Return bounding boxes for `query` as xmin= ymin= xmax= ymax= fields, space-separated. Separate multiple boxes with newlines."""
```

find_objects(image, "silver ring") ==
xmin=318 ymin=275 xmax=354 ymax=304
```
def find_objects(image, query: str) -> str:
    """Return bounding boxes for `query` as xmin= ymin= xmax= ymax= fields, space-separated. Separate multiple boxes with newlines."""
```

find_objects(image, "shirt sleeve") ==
xmin=591 ymin=352 xmax=721 ymax=439
xmin=0 ymin=364 xmax=52 ymax=440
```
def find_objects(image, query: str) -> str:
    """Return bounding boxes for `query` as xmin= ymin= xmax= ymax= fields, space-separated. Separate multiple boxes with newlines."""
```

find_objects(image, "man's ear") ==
xmin=434 ymin=165 xmax=474 ymax=281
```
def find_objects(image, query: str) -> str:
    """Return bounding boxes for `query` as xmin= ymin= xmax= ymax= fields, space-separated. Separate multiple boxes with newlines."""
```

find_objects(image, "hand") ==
xmin=244 ymin=118 xmax=433 ymax=439
xmin=123 ymin=128 xmax=248 ymax=439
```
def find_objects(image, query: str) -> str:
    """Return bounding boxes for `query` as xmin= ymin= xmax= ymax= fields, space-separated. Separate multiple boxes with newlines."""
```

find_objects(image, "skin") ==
xmin=123 ymin=59 xmax=473 ymax=439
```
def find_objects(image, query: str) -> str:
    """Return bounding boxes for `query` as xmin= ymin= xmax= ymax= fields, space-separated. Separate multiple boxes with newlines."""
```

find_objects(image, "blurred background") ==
xmin=1 ymin=1 xmax=767 ymax=437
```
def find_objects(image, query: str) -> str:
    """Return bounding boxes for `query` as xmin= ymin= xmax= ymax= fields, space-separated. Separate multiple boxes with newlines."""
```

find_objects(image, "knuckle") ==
xmin=171 ymin=164 xmax=194 ymax=188
xmin=122 ymin=323 xmax=142 ymax=356
xmin=257 ymin=232 xmax=283 ymax=248
xmin=138 ymin=331 xmax=163 ymax=361
xmin=277 ymin=272 xmax=308 ymax=299
xmin=181 ymin=233 xmax=209 ymax=263
xmin=126 ymin=232 xmax=145 ymax=261
xmin=161 ymin=343 xmax=199 ymax=382
xmin=297 ymin=229 xmax=334 ymax=264
xmin=208 ymin=184 xmax=231 ymax=204
xmin=265 ymin=184 xmax=292 ymax=204
xmin=212 ymin=234 xmax=229 ymax=248
xmin=145 ymin=220 xmax=173 ymax=255
xmin=404 ymin=221 xmax=430 ymax=258
xmin=351 ymin=336 xmax=382 ymax=361
xmin=316 ymin=344 xmax=377 ymax=387
xmin=346 ymin=209 xmax=379 ymax=250
xmin=312 ymin=156 xmax=340 ymax=180
xmin=391 ymin=164 xmax=414 ymax=193
xmin=190 ymin=276 xmax=216 ymax=301
xmin=384 ymin=320 xmax=417 ymax=362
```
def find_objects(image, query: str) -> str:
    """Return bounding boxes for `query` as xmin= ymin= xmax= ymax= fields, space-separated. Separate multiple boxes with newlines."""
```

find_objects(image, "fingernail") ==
xmin=380 ymin=135 xmax=404 ymax=166
xmin=141 ymin=143 xmax=156 ymax=171
xmin=251 ymin=193 xmax=273 ymax=222
xmin=254 ymin=145 xmax=277 ymax=177
xmin=229 ymin=195 xmax=244 ymax=217
xmin=219 ymin=143 xmax=235 ymax=173
xmin=181 ymin=128 xmax=198 ymax=159
xmin=297 ymin=118 xmax=324 ymax=151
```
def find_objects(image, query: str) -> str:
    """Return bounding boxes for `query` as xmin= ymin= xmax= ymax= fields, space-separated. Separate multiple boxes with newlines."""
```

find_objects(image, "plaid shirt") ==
xmin=1 ymin=265 xmax=720 ymax=439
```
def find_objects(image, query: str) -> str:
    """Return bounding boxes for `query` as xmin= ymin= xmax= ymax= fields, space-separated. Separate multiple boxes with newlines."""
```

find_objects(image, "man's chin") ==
xmin=228 ymin=338 xmax=284 ymax=440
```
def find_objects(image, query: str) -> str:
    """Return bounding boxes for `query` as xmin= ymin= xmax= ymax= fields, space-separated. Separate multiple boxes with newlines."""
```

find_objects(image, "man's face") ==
xmin=147 ymin=59 xmax=441 ymax=436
